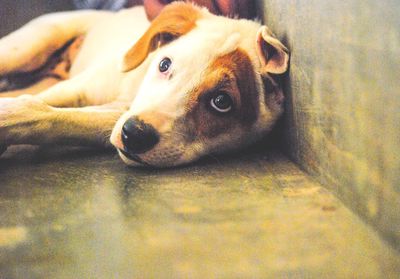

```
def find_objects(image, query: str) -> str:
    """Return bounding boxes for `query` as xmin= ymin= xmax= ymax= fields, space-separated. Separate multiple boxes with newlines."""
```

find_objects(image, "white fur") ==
xmin=0 ymin=4 xmax=288 ymax=167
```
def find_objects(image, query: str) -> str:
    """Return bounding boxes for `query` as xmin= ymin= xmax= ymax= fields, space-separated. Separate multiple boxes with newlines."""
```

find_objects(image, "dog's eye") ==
xmin=210 ymin=93 xmax=233 ymax=113
xmin=159 ymin=57 xmax=172 ymax=73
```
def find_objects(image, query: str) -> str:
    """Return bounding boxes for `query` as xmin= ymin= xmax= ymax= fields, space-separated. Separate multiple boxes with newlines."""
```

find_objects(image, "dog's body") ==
xmin=0 ymin=3 xmax=289 ymax=167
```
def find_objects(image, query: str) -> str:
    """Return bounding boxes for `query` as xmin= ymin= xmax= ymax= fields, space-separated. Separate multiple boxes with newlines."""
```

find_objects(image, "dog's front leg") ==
xmin=0 ymin=95 xmax=124 ymax=152
xmin=0 ymin=10 xmax=111 ymax=76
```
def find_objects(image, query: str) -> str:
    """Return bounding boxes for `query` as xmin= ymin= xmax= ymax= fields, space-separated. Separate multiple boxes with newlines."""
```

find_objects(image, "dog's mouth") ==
xmin=118 ymin=149 xmax=150 ymax=166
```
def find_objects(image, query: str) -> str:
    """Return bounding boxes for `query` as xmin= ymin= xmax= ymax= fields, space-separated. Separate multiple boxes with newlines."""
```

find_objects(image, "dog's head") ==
xmin=110 ymin=2 xmax=289 ymax=167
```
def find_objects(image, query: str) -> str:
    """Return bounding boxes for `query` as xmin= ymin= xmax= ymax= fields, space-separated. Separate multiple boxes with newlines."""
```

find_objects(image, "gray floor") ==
xmin=0 ymin=145 xmax=399 ymax=278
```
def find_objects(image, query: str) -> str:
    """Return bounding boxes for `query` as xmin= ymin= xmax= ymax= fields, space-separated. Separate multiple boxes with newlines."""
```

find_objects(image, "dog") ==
xmin=0 ymin=2 xmax=289 ymax=167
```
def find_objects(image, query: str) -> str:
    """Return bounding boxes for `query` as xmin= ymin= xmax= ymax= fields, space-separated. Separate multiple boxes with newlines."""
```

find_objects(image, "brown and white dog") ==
xmin=0 ymin=3 xmax=289 ymax=167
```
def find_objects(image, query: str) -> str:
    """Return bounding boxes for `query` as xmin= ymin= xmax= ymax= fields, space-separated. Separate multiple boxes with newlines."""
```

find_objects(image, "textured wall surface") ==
xmin=259 ymin=0 xmax=400 ymax=249
xmin=0 ymin=0 xmax=74 ymax=37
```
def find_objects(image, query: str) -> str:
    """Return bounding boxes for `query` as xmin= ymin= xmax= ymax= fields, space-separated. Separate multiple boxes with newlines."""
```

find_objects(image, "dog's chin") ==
xmin=117 ymin=149 xmax=186 ymax=168
xmin=117 ymin=145 xmax=203 ymax=168
xmin=117 ymin=149 xmax=151 ymax=167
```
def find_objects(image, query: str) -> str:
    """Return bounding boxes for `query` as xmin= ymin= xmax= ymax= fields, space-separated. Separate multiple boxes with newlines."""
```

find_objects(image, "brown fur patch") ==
xmin=0 ymin=36 xmax=84 ymax=93
xmin=137 ymin=110 xmax=172 ymax=133
xmin=122 ymin=2 xmax=201 ymax=72
xmin=188 ymin=48 xmax=259 ymax=139
xmin=49 ymin=35 xmax=85 ymax=80
xmin=262 ymin=74 xmax=284 ymax=109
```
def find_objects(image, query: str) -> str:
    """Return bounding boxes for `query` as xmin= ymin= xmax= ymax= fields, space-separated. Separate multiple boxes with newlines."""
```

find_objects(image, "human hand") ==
xmin=143 ymin=0 xmax=256 ymax=20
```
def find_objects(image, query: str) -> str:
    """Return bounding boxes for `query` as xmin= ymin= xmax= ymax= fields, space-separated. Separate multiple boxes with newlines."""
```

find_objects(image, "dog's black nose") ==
xmin=121 ymin=117 xmax=159 ymax=154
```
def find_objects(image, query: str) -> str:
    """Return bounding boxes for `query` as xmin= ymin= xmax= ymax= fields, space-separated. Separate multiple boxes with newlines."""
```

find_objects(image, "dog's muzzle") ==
xmin=121 ymin=117 xmax=159 ymax=155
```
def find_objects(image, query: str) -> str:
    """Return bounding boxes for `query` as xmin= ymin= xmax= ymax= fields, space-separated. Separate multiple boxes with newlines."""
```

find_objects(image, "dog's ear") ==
xmin=122 ymin=3 xmax=200 ymax=72
xmin=256 ymin=26 xmax=289 ymax=75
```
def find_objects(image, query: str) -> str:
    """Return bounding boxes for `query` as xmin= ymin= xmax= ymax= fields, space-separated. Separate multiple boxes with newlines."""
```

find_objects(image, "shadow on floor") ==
xmin=0 ymin=142 xmax=399 ymax=278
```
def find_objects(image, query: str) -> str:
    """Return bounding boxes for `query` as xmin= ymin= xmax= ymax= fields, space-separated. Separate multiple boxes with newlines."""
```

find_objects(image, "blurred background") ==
xmin=0 ymin=0 xmax=143 ymax=37
xmin=0 ymin=0 xmax=74 ymax=37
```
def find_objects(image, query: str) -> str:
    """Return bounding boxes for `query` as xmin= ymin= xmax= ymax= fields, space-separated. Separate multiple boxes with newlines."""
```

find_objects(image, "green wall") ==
xmin=259 ymin=0 xmax=400 ymax=249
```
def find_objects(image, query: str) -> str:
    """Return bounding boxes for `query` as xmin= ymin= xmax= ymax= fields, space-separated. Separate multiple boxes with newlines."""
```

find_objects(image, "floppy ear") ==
xmin=122 ymin=2 xmax=200 ymax=72
xmin=256 ymin=26 xmax=289 ymax=75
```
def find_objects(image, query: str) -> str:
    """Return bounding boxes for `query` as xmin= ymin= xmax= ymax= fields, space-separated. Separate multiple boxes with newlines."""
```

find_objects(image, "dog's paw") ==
xmin=0 ymin=95 xmax=52 ymax=145
xmin=0 ymin=95 xmax=51 ymax=114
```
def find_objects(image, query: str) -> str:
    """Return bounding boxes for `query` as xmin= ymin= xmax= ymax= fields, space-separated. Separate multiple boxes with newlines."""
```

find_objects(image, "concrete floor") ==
xmin=0 ymin=145 xmax=399 ymax=278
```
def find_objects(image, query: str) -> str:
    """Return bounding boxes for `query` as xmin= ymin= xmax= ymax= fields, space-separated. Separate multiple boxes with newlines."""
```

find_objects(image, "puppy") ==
xmin=0 ymin=3 xmax=289 ymax=167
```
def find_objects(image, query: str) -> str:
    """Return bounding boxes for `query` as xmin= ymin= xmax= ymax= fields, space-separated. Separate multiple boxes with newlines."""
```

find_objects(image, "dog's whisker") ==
xmin=168 ymin=130 xmax=186 ymax=137
xmin=205 ymin=153 xmax=223 ymax=166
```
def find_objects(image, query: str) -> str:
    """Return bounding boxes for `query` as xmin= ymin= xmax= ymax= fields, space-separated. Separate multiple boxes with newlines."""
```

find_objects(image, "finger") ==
xmin=215 ymin=0 xmax=256 ymax=19
xmin=143 ymin=0 xmax=256 ymax=20
xmin=0 ymin=145 xmax=7 ymax=156
xmin=143 ymin=0 xmax=169 ymax=20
